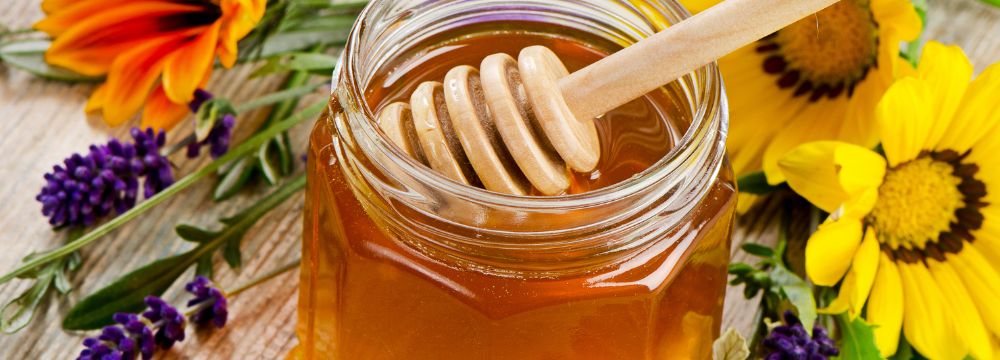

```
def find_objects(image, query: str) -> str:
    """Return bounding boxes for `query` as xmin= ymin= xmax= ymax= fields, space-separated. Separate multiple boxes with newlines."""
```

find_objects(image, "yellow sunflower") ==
xmin=680 ymin=0 xmax=921 ymax=212
xmin=779 ymin=42 xmax=1000 ymax=359
xmin=35 ymin=0 xmax=265 ymax=129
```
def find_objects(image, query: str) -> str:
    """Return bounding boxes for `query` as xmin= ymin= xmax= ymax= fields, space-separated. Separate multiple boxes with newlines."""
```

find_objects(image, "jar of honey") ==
xmin=293 ymin=1 xmax=736 ymax=359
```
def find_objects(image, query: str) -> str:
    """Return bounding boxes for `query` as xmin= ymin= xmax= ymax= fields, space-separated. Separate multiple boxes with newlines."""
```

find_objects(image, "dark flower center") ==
xmin=870 ymin=150 xmax=988 ymax=264
xmin=755 ymin=0 xmax=879 ymax=102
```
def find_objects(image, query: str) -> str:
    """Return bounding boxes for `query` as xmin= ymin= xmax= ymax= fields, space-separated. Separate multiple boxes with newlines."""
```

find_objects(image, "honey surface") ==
xmin=293 ymin=28 xmax=736 ymax=360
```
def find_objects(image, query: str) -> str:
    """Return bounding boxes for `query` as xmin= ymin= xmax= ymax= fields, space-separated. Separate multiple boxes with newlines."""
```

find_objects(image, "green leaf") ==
xmin=771 ymin=264 xmax=817 ymax=335
xmin=741 ymin=243 xmax=775 ymax=257
xmin=234 ymin=82 xmax=325 ymax=113
xmin=259 ymin=140 xmax=284 ymax=185
xmin=1 ymin=272 xmax=53 ymax=333
xmin=196 ymin=254 xmax=214 ymax=279
xmin=65 ymin=251 xmax=82 ymax=272
xmin=251 ymin=52 xmax=339 ymax=77
xmin=834 ymin=314 xmax=882 ymax=360
xmin=736 ymin=171 xmax=783 ymax=195
xmin=53 ymin=268 xmax=72 ymax=294
xmin=727 ymin=263 xmax=754 ymax=276
xmin=0 ymin=40 xmax=103 ymax=82
xmin=223 ymin=237 xmax=243 ymax=269
xmin=712 ymin=327 xmax=750 ymax=360
xmin=214 ymin=157 xmax=257 ymax=201
xmin=63 ymin=251 xmax=196 ymax=330
xmin=981 ymin=0 xmax=1000 ymax=8
xmin=176 ymin=224 xmax=220 ymax=243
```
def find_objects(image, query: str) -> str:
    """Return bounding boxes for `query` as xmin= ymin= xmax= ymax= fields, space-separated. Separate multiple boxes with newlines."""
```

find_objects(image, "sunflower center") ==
xmin=870 ymin=157 xmax=964 ymax=249
xmin=869 ymin=151 xmax=989 ymax=263
xmin=755 ymin=0 xmax=879 ymax=101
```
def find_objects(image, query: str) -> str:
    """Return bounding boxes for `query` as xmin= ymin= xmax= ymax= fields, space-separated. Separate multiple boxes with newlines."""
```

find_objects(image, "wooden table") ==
xmin=1 ymin=0 xmax=998 ymax=358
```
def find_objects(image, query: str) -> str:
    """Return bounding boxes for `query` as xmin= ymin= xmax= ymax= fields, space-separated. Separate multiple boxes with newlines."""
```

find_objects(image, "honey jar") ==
xmin=293 ymin=1 xmax=736 ymax=358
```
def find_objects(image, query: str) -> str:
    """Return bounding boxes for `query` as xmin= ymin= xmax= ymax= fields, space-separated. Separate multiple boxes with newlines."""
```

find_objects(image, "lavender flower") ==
xmin=187 ymin=89 xmax=236 ymax=159
xmin=142 ymin=297 xmax=186 ymax=349
xmin=76 ymin=277 xmax=231 ymax=360
xmin=763 ymin=311 xmax=839 ymax=360
xmin=185 ymin=276 xmax=228 ymax=328
xmin=37 ymin=128 xmax=173 ymax=227
xmin=188 ymin=89 xmax=214 ymax=113
xmin=78 ymin=313 xmax=154 ymax=360
xmin=186 ymin=114 xmax=235 ymax=159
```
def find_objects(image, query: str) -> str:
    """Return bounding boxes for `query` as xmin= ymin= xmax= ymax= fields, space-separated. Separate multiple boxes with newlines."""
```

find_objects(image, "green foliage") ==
xmin=64 ymin=175 xmax=306 ymax=330
xmin=214 ymin=70 xmax=324 ymax=201
xmin=238 ymin=0 xmax=365 ymax=62
xmin=252 ymin=52 xmax=339 ymax=77
xmin=1 ymin=232 xmax=82 ymax=333
xmin=195 ymin=99 xmax=237 ymax=142
xmin=736 ymin=171 xmax=785 ymax=195
xmin=0 ymin=40 xmax=103 ymax=82
xmin=834 ymin=314 xmax=882 ymax=360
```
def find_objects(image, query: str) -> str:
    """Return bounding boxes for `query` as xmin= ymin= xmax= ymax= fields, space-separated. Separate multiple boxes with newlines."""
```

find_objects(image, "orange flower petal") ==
xmin=216 ymin=0 xmax=265 ymax=67
xmin=36 ymin=0 xmax=128 ymax=36
xmin=85 ymin=83 xmax=108 ymax=113
xmin=45 ymin=1 xmax=207 ymax=76
xmin=101 ymin=34 xmax=187 ymax=126
xmin=162 ymin=22 xmax=220 ymax=104
xmin=40 ymin=0 xmax=81 ymax=14
xmin=141 ymin=85 xmax=191 ymax=130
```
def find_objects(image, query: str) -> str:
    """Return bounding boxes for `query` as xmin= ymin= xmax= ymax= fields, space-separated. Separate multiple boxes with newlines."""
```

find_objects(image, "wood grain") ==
xmin=1 ymin=0 xmax=998 ymax=358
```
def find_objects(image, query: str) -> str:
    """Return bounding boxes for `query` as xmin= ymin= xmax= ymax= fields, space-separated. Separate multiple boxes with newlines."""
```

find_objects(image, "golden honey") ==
xmin=293 ymin=1 xmax=736 ymax=359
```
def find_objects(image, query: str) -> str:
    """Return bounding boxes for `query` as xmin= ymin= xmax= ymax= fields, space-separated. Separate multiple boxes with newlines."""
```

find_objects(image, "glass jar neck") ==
xmin=326 ymin=0 xmax=728 ymax=277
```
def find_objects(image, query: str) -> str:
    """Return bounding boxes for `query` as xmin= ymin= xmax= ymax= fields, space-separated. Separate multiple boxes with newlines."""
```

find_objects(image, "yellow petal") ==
xmin=942 ymin=61 xmax=1000 ymax=154
xmin=867 ymin=253 xmax=904 ymax=357
xmin=806 ymin=218 xmax=863 ymax=286
xmin=762 ymin=99 xmax=849 ymax=184
xmin=678 ymin=0 xmax=719 ymax=13
xmin=877 ymin=77 xmax=935 ymax=167
xmin=974 ymin=210 xmax=1000 ymax=274
xmin=916 ymin=42 xmax=973 ymax=149
xmin=849 ymin=230 xmax=880 ymax=315
xmin=871 ymin=0 xmax=922 ymax=41
xmin=162 ymin=22 xmax=220 ymax=104
xmin=821 ymin=228 xmax=879 ymax=318
xmin=778 ymin=141 xmax=885 ymax=214
xmin=947 ymin=247 xmax=1000 ymax=339
xmin=927 ymin=259 xmax=993 ymax=360
xmin=898 ymin=262 xmax=967 ymax=360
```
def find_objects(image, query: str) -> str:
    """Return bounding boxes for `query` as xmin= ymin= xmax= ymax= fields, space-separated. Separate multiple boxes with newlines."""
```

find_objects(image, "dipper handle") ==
xmin=560 ymin=0 xmax=838 ymax=121
xmin=377 ymin=0 xmax=839 ymax=196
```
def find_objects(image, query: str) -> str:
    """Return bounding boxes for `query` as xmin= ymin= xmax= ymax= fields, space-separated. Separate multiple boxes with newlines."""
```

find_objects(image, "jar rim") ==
xmin=337 ymin=0 xmax=727 ymax=211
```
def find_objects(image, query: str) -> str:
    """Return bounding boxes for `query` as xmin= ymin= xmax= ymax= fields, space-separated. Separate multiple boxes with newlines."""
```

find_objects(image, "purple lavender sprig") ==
xmin=36 ymin=128 xmax=173 ymax=228
xmin=185 ymin=276 xmax=228 ymax=328
xmin=187 ymin=89 xmax=236 ymax=159
xmin=763 ymin=311 xmax=839 ymax=360
xmin=77 ymin=277 xmax=228 ymax=360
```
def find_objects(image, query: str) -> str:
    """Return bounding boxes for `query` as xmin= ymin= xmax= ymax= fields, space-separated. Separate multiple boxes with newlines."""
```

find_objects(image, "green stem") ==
xmin=225 ymin=258 xmax=302 ymax=298
xmin=0 ymin=102 xmax=325 ymax=285
xmin=189 ymin=174 xmax=306 ymax=262
xmin=234 ymin=82 xmax=325 ymax=114
xmin=0 ymin=28 xmax=34 ymax=37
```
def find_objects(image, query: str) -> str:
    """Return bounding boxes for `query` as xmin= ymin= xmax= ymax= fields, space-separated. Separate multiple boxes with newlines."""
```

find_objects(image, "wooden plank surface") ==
xmin=1 ymin=0 xmax=998 ymax=358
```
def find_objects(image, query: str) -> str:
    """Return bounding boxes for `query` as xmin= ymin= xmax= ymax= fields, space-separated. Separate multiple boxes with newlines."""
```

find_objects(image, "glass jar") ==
xmin=293 ymin=1 xmax=736 ymax=359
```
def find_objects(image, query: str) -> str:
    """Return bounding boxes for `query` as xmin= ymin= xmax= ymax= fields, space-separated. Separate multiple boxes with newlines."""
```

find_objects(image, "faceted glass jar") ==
xmin=292 ymin=1 xmax=736 ymax=359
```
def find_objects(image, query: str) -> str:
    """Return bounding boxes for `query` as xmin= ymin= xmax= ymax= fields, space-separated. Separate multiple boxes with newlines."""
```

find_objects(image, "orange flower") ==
xmin=35 ymin=0 xmax=265 ymax=130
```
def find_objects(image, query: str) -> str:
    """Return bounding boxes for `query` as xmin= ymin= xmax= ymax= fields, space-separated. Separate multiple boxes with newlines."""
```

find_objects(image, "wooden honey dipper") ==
xmin=377 ymin=0 xmax=837 ymax=196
